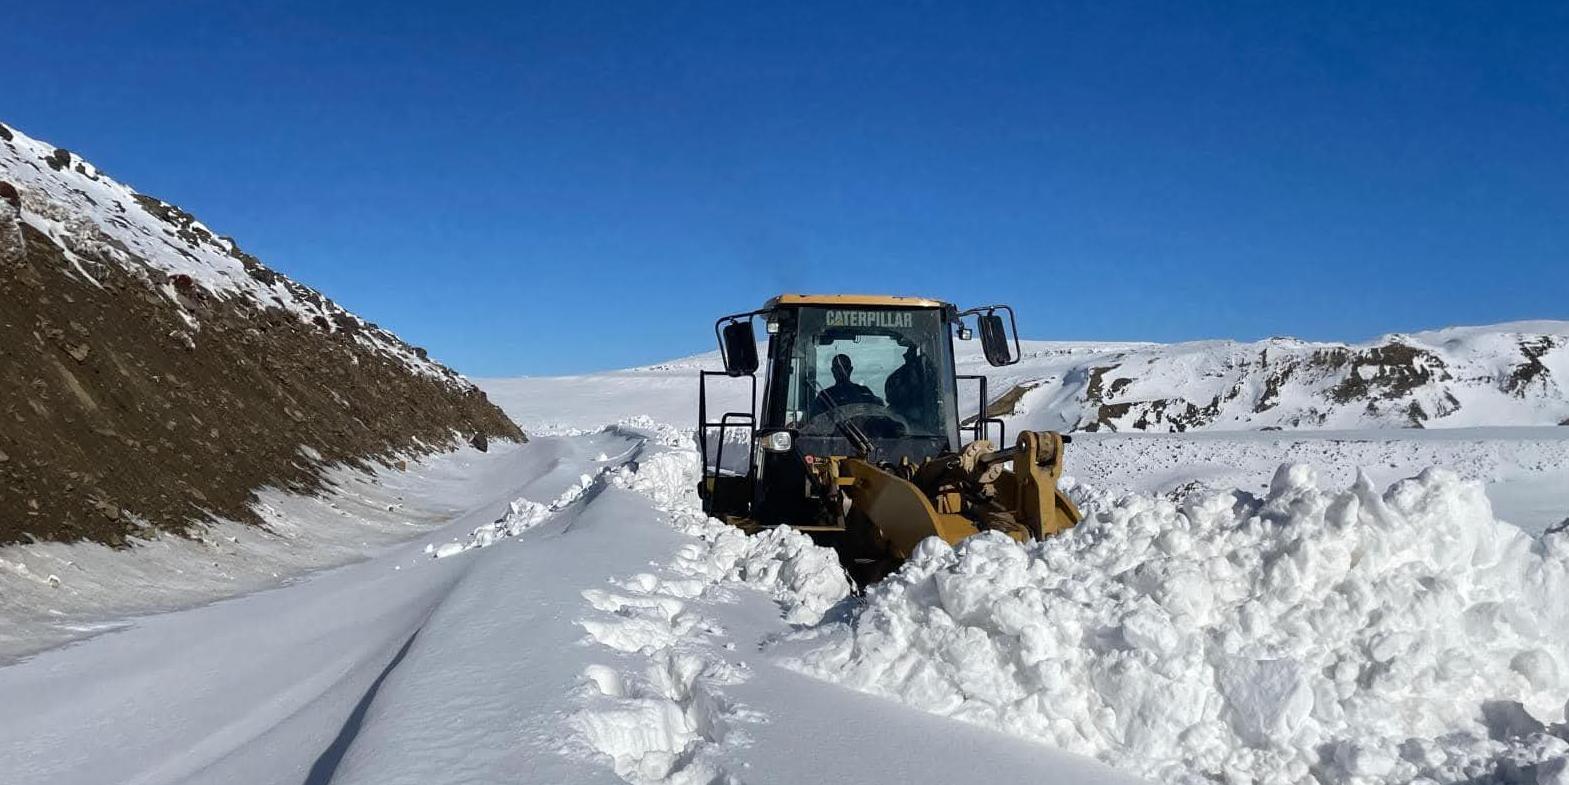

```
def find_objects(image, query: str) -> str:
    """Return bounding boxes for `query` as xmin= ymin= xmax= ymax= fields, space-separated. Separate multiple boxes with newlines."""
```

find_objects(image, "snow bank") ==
xmin=570 ymin=420 xmax=852 ymax=784
xmin=0 ymin=443 xmax=515 ymax=660
xmin=1061 ymin=430 xmax=1569 ymax=535
xmin=604 ymin=417 xmax=851 ymax=625
xmin=426 ymin=470 xmax=600 ymax=558
xmin=791 ymin=465 xmax=1569 ymax=785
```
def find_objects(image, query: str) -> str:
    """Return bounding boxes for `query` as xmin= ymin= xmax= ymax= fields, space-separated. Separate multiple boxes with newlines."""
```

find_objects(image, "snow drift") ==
xmin=602 ymin=417 xmax=851 ymax=627
xmin=569 ymin=419 xmax=853 ymax=784
xmin=790 ymin=466 xmax=1569 ymax=785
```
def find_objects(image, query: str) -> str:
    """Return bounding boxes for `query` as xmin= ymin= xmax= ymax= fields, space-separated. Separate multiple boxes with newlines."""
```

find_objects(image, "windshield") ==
xmin=766 ymin=306 xmax=959 ymax=460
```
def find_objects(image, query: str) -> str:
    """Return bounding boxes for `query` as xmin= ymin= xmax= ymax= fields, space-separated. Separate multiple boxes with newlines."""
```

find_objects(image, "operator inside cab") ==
xmin=813 ymin=353 xmax=883 ymax=412
xmin=884 ymin=345 xmax=931 ymax=424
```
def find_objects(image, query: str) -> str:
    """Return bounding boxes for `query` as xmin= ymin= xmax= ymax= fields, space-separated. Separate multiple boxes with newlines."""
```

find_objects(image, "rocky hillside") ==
xmin=0 ymin=120 xmax=523 ymax=546
xmin=967 ymin=323 xmax=1569 ymax=433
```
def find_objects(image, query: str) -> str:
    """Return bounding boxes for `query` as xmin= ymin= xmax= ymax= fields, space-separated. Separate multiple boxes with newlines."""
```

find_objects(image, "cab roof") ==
xmin=764 ymin=293 xmax=948 ymax=309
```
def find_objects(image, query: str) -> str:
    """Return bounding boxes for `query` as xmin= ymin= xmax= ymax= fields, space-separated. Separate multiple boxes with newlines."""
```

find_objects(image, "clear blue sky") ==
xmin=7 ymin=1 xmax=1567 ymax=375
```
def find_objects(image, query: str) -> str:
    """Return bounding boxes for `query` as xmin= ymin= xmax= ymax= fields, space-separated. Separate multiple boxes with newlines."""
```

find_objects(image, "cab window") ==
xmin=775 ymin=307 xmax=958 ymax=456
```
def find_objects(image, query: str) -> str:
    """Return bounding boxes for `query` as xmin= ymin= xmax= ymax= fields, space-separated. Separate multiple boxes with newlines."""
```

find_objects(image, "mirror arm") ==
xmin=957 ymin=304 xmax=1021 ymax=366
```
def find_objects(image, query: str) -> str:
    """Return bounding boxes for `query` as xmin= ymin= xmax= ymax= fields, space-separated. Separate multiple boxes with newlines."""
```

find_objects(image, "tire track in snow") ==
xmin=302 ymin=627 xmax=422 ymax=785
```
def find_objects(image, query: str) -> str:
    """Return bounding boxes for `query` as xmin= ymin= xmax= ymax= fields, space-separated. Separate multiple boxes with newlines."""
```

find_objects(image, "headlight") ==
xmin=762 ymin=431 xmax=793 ymax=453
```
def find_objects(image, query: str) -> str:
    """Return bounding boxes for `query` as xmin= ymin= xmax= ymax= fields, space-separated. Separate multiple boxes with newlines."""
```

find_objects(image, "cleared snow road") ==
xmin=0 ymin=432 xmax=635 ymax=785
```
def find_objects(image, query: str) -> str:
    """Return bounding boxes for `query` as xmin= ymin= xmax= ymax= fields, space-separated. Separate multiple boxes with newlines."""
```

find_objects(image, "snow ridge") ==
xmin=570 ymin=420 xmax=851 ymax=784
xmin=788 ymin=465 xmax=1569 ymax=785
xmin=424 ymin=469 xmax=604 ymax=558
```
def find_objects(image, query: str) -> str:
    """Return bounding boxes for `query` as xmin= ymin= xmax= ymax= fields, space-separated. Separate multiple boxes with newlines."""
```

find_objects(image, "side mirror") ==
xmin=720 ymin=319 xmax=759 ymax=376
xmin=957 ymin=325 xmax=973 ymax=340
xmin=979 ymin=313 xmax=1015 ymax=366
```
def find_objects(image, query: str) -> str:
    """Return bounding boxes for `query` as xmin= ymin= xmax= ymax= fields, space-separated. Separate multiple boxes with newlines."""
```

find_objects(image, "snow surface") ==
xmin=482 ymin=367 xmax=1569 ymax=535
xmin=0 ymin=423 xmax=1140 ymax=785
xmin=477 ymin=355 xmax=1569 ymax=785
xmin=1064 ymin=428 xmax=1569 ymax=536
xmin=5 ymin=340 xmax=1569 ymax=785
xmin=0 ymin=440 xmax=533 ymax=660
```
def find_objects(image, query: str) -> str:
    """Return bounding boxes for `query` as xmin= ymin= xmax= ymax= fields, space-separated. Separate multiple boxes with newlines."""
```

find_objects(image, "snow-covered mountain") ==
xmin=482 ymin=321 xmax=1569 ymax=435
xmin=974 ymin=322 xmax=1569 ymax=432
xmin=0 ymin=120 xmax=522 ymax=547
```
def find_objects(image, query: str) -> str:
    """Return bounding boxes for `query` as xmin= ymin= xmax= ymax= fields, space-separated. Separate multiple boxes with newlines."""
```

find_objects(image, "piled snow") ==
xmin=571 ymin=420 xmax=852 ymax=783
xmin=1063 ymin=429 xmax=1569 ymax=535
xmin=426 ymin=470 xmax=601 ymax=557
xmin=423 ymin=416 xmax=717 ymax=559
xmin=609 ymin=418 xmax=851 ymax=623
xmin=790 ymin=465 xmax=1569 ymax=785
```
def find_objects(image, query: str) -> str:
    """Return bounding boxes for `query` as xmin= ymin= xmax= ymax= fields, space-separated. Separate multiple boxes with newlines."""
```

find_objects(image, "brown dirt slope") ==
xmin=0 ymin=123 xmax=523 ymax=546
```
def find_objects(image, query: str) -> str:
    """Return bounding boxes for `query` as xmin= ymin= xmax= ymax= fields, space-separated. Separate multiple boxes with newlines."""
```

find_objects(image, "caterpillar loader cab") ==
xmin=697 ymin=294 xmax=1081 ymax=582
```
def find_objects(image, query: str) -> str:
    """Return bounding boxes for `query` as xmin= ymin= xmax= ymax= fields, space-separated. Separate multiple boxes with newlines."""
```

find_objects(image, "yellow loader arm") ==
xmin=840 ymin=430 xmax=1082 ymax=560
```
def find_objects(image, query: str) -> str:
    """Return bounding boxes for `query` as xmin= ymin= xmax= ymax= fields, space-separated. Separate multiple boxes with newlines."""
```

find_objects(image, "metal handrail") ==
xmin=957 ymin=374 xmax=1006 ymax=445
xmin=697 ymin=370 xmax=757 ymax=510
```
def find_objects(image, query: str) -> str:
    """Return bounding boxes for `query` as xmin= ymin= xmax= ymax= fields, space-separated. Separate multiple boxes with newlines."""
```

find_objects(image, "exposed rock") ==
xmin=1327 ymin=342 xmax=1448 ymax=404
xmin=962 ymin=380 xmax=1043 ymax=425
xmin=45 ymin=148 xmax=72 ymax=172
xmin=1405 ymin=400 xmax=1428 ymax=427
xmin=92 ymin=498 xmax=121 ymax=521
xmin=1089 ymin=401 xmax=1134 ymax=432
xmin=1254 ymin=357 xmax=1295 ymax=413
xmin=0 ymin=180 xmax=22 ymax=263
xmin=1504 ymin=337 xmax=1559 ymax=397
xmin=1084 ymin=364 xmax=1119 ymax=401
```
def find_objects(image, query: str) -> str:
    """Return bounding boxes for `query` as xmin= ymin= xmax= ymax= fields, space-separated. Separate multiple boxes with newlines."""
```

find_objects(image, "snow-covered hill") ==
xmin=0 ymin=122 xmax=463 ymax=384
xmin=979 ymin=323 xmax=1569 ymax=432
xmin=0 ymin=120 xmax=522 ymax=547
xmin=483 ymin=321 xmax=1569 ymax=435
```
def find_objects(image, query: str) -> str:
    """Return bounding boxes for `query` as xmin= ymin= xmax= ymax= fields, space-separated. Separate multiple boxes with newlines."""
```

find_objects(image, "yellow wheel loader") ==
xmin=696 ymin=294 xmax=1081 ymax=583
